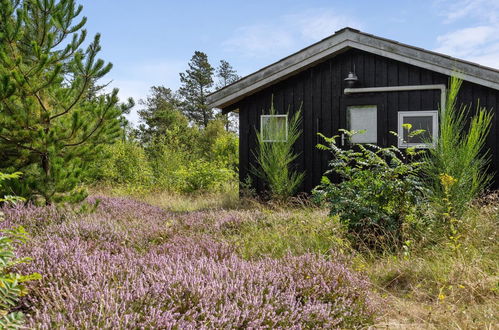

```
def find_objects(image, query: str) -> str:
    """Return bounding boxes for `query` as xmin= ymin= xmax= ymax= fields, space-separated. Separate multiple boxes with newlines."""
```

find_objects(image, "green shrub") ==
xmin=423 ymin=76 xmax=494 ymax=217
xmin=253 ymin=101 xmax=304 ymax=200
xmin=147 ymin=135 xmax=190 ymax=190
xmin=206 ymin=123 xmax=239 ymax=170
xmin=313 ymin=131 xmax=426 ymax=249
xmin=0 ymin=226 xmax=41 ymax=328
xmin=91 ymin=140 xmax=154 ymax=186
xmin=144 ymin=123 xmax=237 ymax=192
xmin=87 ymin=116 xmax=238 ymax=194
xmin=0 ymin=173 xmax=40 ymax=328
xmin=175 ymin=159 xmax=236 ymax=193
xmin=0 ymin=172 xmax=24 ymax=205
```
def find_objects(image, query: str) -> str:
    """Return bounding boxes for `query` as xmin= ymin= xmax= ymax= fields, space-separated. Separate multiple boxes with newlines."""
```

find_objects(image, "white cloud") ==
xmin=291 ymin=10 xmax=360 ymax=41
xmin=436 ymin=0 xmax=499 ymax=23
xmin=434 ymin=0 xmax=499 ymax=70
xmin=222 ymin=9 xmax=361 ymax=59
xmin=435 ymin=26 xmax=496 ymax=57
xmin=223 ymin=25 xmax=295 ymax=58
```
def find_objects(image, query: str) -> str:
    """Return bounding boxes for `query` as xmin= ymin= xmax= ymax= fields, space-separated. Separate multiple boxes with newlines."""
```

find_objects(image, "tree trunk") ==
xmin=41 ymin=153 xmax=52 ymax=205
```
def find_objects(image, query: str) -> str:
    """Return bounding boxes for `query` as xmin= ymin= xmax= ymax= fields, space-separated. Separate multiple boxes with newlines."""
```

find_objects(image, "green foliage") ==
xmin=0 ymin=173 xmax=40 ymax=328
xmin=0 ymin=226 xmax=41 ymax=329
xmin=90 ymin=119 xmax=238 ymax=193
xmin=0 ymin=0 xmax=127 ymax=204
xmin=179 ymin=51 xmax=215 ymax=128
xmin=199 ymin=119 xmax=239 ymax=169
xmin=91 ymin=140 xmax=154 ymax=186
xmin=175 ymin=159 xmax=236 ymax=193
xmin=215 ymin=60 xmax=240 ymax=89
xmin=145 ymin=119 xmax=237 ymax=192
xmin=0 ymin=172 xmax=24 ymax=205
xmin=365 ymin=196 xmax=498 ymax=327
xmin=423 ymin=76 xmax=494 ymax=217
xmin=178 ymin=53 xmax=240 ymax=130
xmin=230 ymin=210 xmax=348 ymax=260
xmin=253 ymin=101 xmax=305 ymax=200
xmin=137 ymin=86 xmax=187 ymax=145
xmin=215 ymin=60 xmax=240 ymax=131
xmin=439 ymin=174 xmax=462 ymax=252
xmin=128 ymin=86 xmax=239 ymax=193
xmin=313 ymin=131 xmax=426 ymax=249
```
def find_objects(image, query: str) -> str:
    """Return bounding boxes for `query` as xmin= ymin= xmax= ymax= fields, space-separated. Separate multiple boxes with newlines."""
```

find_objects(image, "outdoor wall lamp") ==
xmin=344 ymin=71 xmax=359 ymax=88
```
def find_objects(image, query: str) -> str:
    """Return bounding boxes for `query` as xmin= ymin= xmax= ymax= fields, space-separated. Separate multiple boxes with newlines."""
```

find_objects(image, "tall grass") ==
xmin=423 ymin=76 xmax=494 ymax=216
xmin=253 ymin=101 xmax=305 ymax=200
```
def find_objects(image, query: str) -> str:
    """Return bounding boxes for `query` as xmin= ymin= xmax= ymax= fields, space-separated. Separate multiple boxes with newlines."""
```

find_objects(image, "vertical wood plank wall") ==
xmin=232 ymin=48 xmax=499 ymax=192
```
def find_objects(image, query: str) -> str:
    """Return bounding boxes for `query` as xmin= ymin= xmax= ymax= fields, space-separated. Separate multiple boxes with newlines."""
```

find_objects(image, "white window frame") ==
xmin=260 ymin=114 xmax=288 ymax=142
xmin=397 ymin=110 xmax=438 ymax=148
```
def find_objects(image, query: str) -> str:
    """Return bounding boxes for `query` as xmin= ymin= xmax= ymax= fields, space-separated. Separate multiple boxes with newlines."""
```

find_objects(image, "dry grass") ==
xmin=88 ymin=184 xmax=241 ymax=212
xmin=375 ymin=297 xmax=497 ymax=329
xmin=368 ymin=200 xmax=499 ymax=329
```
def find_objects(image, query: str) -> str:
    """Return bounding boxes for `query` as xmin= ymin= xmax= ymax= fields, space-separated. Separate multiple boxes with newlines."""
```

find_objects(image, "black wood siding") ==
xmin=232 ymin=48 xmax=499 ymax=192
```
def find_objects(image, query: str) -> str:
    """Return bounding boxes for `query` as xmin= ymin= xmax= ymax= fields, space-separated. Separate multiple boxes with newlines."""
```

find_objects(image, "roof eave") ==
xmin=207 ymin=28 xmax=499 ymax=111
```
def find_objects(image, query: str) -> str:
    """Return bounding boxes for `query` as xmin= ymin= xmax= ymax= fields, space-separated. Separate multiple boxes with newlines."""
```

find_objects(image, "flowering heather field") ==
xmin=1 ymin=196 xmax=379 ymax=328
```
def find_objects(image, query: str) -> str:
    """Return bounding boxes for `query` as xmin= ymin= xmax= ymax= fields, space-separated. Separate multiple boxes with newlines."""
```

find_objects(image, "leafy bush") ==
xmin=423 ymin=76 xmax=494 ymax=217
xmin=253 ymin=102 xmax=304 ymax=200
xmin=147 ymin=135 xmax=190 ymax=190
xmin=0 ymin=226 xmax=41 ymax=328
xmin=0 ymin=172 xmax=40 ymax=328
xmin=90 ymin=140 xmax=154 ymax=186
xmin=175 ymin=159 xmax=235 ymax=193
xmin=0 ymin=172 xmax=25 ymax=206
xmin=313 ymin=131 xmax=426 ymax=249
xmin=89 ymin=119 xmax=238 ymax=194
xmin=202 ymin=120 xmax=239 ymax=170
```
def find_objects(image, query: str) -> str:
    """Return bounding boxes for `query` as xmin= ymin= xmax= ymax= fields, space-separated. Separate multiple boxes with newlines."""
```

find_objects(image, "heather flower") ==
xmin=1 ymin=196 xmax=379 ymax=328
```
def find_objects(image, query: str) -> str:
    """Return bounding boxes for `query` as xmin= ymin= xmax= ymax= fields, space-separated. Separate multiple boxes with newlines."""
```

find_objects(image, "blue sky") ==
xmin=80 ymin=0 xmax=499 ymax=123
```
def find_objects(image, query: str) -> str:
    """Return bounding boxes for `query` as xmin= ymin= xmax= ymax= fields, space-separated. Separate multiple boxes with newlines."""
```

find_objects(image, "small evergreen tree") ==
xmin=216 ymin=60 xmax=240 ymax=89
xmin=253 ymin=101 xmax=304 ymax=200
xmin=0 ymin=0 xmax=125 ymax=204
xmin=423 ymin=76 xmax=493 ymax=216
xmin=178 ymin=51 xmax=214 ymax=128
xmin=216 ymin=60 xmax=240 ymax=131
xmin=137 ymin=86 xmax=187 ymax=145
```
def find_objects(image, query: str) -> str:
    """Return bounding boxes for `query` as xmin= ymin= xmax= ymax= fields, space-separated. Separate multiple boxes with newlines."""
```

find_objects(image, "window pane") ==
xmin=348 ymin=106 xmax=377 ymax=143
xmin=403 ymin=115 xmax=433 ymax=144
xmin=262 ymin=116 xmax=287 ymax=141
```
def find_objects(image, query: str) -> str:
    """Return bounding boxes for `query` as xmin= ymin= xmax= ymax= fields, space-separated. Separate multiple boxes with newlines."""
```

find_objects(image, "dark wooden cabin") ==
xmin=207 ymin=28 xmax=499 ymax=193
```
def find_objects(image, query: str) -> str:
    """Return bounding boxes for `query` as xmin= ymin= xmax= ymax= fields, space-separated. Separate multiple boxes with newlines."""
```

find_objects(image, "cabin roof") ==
xmin=207 ymin=27 xmax=499 ymax=110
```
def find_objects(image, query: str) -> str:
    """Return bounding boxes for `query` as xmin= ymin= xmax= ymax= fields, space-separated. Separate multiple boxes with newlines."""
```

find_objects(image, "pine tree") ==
xmin=178 ymin=51 xmax=214 ymax=128
xmin=137 ymin=86 xmax=187 ymax=144
xmin=0 ymin=0 xmax=125 ymax=204
xmin=216 ymin=60 xmax=240 ymax=89
xmin=216 ymin=60 xmax=240 ymax=131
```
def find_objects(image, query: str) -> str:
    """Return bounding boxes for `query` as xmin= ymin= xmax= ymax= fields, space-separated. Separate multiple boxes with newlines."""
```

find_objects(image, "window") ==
xmin=347 ymin=105 xmax=377 ymax=144
xmin=398 ymin=111 xmax=438 ymax=148
xmin=260 ymin=114 xmax=288 ymax=142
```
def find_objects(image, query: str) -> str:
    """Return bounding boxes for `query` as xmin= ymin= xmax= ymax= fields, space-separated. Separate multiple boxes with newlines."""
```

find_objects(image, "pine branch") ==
xmin=63 ymin=98 xmax=115 ymax=147
xmin=49 ymin=75 xmax=90 ymax=120
xmin=0 ymin=134 xmax=42 ymax=154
